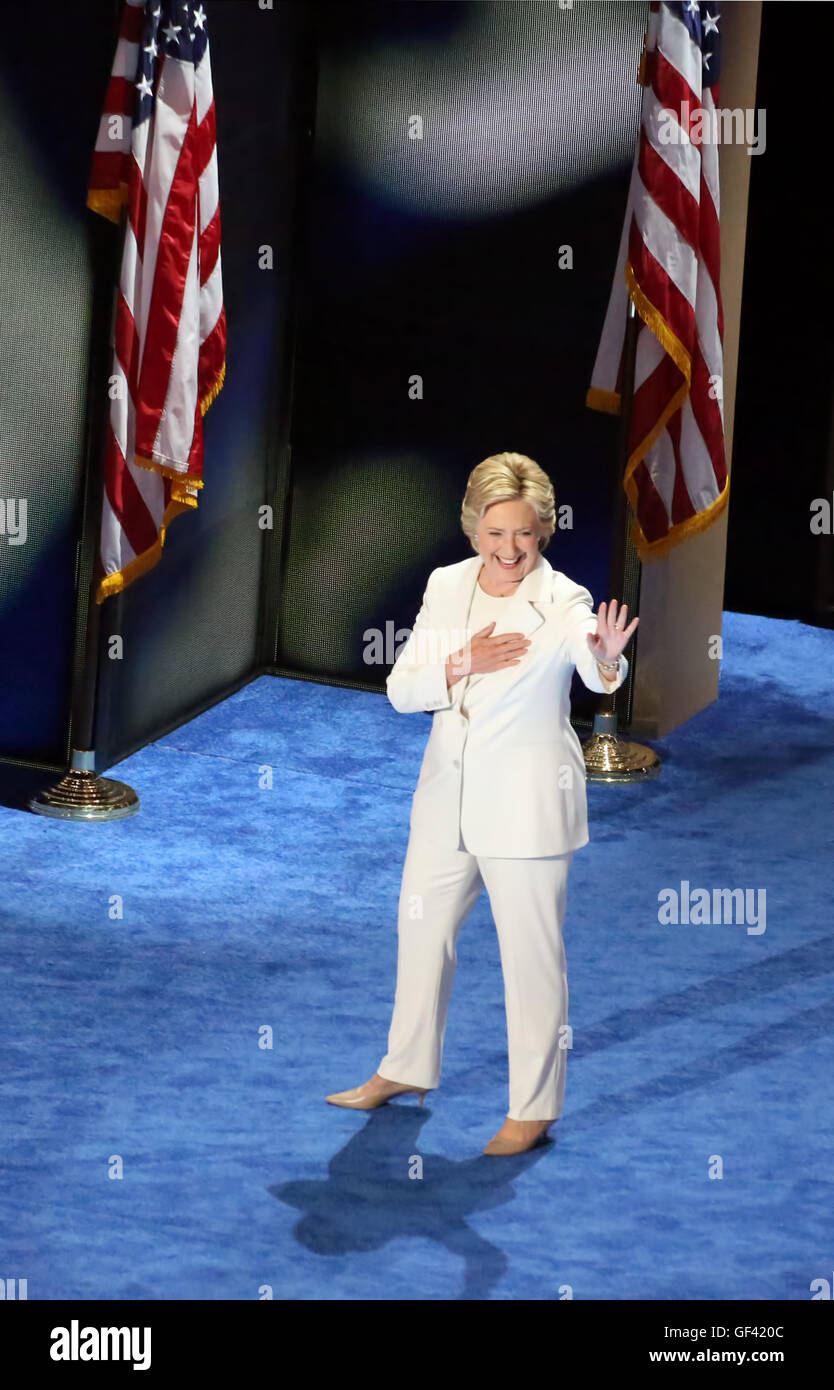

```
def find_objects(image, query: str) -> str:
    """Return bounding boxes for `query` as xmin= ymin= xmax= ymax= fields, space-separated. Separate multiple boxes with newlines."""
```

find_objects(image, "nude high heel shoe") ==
xmin=326 ymin=1074 xmax=431 ymax=1110
xmin=483 ymin=1119 xmax=554 ymax=1156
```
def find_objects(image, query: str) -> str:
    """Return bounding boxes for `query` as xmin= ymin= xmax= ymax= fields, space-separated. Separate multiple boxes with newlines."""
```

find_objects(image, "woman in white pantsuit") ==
xmin=327 ymin=453 xmax=638 ymax=1154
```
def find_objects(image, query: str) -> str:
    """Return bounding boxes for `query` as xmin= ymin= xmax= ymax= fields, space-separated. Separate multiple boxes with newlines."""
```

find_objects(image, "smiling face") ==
xmin=475 ymin=499 xmax=544 ymax=593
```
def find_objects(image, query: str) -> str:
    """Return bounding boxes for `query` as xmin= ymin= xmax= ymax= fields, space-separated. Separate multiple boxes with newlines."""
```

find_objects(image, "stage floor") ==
xmin=2 ymin=609 xmax=832 ymax=1300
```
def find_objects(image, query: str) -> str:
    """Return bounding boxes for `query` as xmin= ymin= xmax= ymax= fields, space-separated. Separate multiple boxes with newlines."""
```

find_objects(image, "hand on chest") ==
xmin=461 ymin=600 xmax=566 ymax=702
xmin=467 ymin=593 xmax=560 ymax=656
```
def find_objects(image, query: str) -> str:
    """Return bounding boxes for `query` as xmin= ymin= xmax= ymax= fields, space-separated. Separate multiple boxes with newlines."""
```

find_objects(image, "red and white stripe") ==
xmin=587 ymin=2 xmax=728 ymax=559
xmin=88 ymin=0 xmax=226 ymax=602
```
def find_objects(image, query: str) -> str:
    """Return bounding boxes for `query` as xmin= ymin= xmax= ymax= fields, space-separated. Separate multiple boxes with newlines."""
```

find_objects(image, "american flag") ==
xmin=587 ymin=0 xmax=728 ymax=560
xmin=87 ymin=0 xmax=226 ymax=602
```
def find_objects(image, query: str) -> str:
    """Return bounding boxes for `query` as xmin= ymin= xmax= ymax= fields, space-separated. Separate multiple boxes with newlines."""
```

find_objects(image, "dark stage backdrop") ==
xmin=275 ymin=0 xmax=649 ymax=723
xmin=0 ymin=0 xmax=651 ymax=799
xmin=725 ymin=1 xmax=834 ymax=626
xmin=0 ymin=2 xmax=118 ymax=772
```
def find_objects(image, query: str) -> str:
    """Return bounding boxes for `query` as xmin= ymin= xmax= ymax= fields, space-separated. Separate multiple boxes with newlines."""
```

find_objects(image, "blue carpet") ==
xmin=1 ymin=611 xmax=832 ymax=1300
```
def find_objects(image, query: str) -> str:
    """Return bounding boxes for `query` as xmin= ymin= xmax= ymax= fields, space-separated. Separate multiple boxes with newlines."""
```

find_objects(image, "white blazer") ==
xmin=386 ymin=553 xmax=628 ymax=858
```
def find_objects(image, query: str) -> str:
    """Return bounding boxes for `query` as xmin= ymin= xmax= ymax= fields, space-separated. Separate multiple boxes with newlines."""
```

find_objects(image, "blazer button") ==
xmin=453 ymin=759 xmax=460 ymax=767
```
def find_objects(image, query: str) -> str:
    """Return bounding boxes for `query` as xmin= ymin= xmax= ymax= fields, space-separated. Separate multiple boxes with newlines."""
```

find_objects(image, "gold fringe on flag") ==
xmin=86 ymin=185 xmax=128 ymax=224
xmin=96 ymin=497 xmax=193 ymax=603
xmin=200 ymin=360 xmax=226 ymax=414
xmin=95 ymin=364 xmax=226 ymax=604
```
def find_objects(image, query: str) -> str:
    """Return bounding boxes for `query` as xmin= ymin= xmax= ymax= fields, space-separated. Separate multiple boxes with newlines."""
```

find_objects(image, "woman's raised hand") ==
xmin=446 ymin=622 xmax=530 ymax=687
xmin=586 ymin=599 xmax=639 ymax=664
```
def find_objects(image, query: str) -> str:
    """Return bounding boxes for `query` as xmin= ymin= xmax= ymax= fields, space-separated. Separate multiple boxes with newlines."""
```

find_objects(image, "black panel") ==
xmin=726 ymin=1 xmax=834 ymax=624
xmin=0 ymin=0 xmax=118 ymax=769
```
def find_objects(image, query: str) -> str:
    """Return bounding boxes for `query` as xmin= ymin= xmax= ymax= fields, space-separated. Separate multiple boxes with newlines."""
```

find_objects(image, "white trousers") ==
xmin=378 ymin=828 xmax=574 ymax=1122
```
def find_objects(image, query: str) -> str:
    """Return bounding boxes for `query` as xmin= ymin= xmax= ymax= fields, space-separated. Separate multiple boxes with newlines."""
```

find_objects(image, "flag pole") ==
xmin=29 ymin=204 xmax=139 ymax=821
xmin=582 ymin=32 xmax=660 ymax=783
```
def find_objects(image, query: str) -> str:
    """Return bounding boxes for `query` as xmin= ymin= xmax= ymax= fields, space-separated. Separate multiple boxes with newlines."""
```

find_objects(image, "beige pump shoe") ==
xmin=326 ymin=1073 xmax=431 ymax=1111
xmin=483 ymin=1119 xmax=554 ymax=1156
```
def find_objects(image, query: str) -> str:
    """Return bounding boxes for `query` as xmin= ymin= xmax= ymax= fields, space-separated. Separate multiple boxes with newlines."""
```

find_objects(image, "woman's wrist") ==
xmin=596 ymin=655 xmax=621 ymax=674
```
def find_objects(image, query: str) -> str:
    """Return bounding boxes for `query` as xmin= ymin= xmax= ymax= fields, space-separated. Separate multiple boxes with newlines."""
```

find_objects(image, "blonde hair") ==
xmin=461 ymin=452 xmax=556 ymax=554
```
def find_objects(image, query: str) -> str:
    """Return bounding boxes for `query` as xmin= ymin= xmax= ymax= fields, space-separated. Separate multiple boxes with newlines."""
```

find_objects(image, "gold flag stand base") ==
xmin=582 ymin=711 xmax=661 ymax=784
xmin=28 ymin=750 xmax=139 ymax=821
